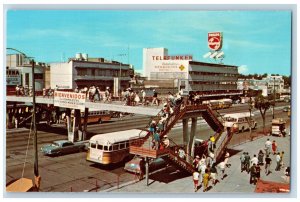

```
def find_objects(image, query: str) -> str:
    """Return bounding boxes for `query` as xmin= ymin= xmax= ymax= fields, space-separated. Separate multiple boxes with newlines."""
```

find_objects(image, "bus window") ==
xmin=91 ymin=143 xmax=96 ymax=148
xmin=98 ymin=145 xmax=103 ymax=150
xmin=113 ymin=144 xmax=119 ymax=151
xmin=119 ymin=143 xmax=125 ymax=149
xmin=104 ymin=146 xmax=111 ymax=151
xmin=125 ymin=141 xmax=129 ymax=148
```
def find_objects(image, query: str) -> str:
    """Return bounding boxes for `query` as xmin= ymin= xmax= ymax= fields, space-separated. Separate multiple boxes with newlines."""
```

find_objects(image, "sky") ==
xmin=6 ymin=10 xmax=292 ymax=76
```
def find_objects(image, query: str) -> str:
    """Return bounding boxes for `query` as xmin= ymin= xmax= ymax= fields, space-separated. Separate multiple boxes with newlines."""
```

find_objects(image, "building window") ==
xmin=25 ymin=73 xmax=29 ymax=86
xmin=34 ymin=73 xmax=43 ymax=80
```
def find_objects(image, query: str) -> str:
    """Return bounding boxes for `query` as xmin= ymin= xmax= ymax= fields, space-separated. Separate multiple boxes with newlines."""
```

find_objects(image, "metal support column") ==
xmin=182 ymin=118 xmax=189 ymax=153
xmin=145 ymin=157 xmax=149 ymax=186
xmin=82 ymin=108 xmax=89 ymax=140
xmin=188 ymin=117 xmax=197 ymax=161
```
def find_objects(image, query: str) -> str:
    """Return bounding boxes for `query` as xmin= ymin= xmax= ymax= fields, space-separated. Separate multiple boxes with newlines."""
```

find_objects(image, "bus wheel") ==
xmin=241 ymin=127 xmax=244 ymax=133
xmin=98 ymin=119 xmax=102 ymax=124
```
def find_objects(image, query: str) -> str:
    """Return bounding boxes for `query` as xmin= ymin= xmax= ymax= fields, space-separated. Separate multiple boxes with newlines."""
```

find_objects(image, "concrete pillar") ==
xmin=182 ymin=118 xmax=189 ymax=155
xmin=82 ymin=108 xmax=89 ymax=140
xmin=188 ymin=117 xmax=197 ymax=162
xmin=145 ymin=157 xmax=149 ymax=186
xmin=66 ymin=108 xmax=74 ymax=142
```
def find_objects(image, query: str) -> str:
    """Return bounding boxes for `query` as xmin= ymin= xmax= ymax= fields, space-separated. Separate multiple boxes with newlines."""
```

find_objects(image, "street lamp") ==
xmin=6 ymin=48 xmax=40 ymax=190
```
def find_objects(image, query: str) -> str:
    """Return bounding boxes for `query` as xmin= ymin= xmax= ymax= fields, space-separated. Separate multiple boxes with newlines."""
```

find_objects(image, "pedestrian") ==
xmin=141 ymin=90 xmax=146 ymax=106
xmin=280 ymin=151 xmax=285 ymax=168
xmin=250 ymin=154 xmax=258 ymax=166
xmin=178 ymin=147 xmax=186 ymax=159
xmin=240 ymin=152 xmax=246 ymax=172
xmin=210 ymin=163 xmax=218 ymax=186
xmin=265 ymin=138 xmax=272 ymax=156
xmin=202 ymin=169 xmax=210 ymax=192
xmin=152 ymin=131 xmax=160 ymax=150
xmin=192 ymin=170 xmax=200 ymax=192
xmin=210 ymin=135 xmax=216 ymax=151
xmin=151 ymin=89 xmax=159 ymax=106
xmin=250 ymin=163 xmax=257 ymax=185
xmin=162 ymin=135 xmax=170 ymax=148
xmin=193 ymin=155 xmax=200 ymax=170
xmin=255 ymin=163 xmax=261 ymax=181
xmin=149 ymin=120 xmax=156 ymax=136
xmin=275 ymin=152 xmax=281 ymax=171
xmin=42 ymin=87 xmax=47 ymax=98
xmin=206 ymin=152 xmax=214 ymax=167
xmin=258 ymin=150 xmax=264 ymax=165
xmin=265 ymin=154 xmax=272 ymax=175
xmin=15 ymin=85 xmax=20 ymax=96
xmin=224 ymin=150 xmax=231 ymax=168
xmin=198 ymin=162 xmax=206 ymax=185
xmin=244 ymin=152 xmax=251 ymax=173
xmin=272 ymin=140 xmax=278 ymax=155
xmin=218 ymin=161 xmax=226 ymax=180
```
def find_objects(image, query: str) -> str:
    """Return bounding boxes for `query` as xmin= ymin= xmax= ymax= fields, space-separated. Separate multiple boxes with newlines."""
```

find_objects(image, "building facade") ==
xmin=50 ymin=54 xmax=133 ymax=96
xmin=143 ymin=47 xmax=241 ymax=99
xmin=6 ymin=54 xmax=46 ymax=92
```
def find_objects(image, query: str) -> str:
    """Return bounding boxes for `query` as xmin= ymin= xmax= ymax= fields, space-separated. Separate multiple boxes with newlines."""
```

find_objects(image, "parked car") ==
xmin=124 ymin=156 xmax=166 ymax=179
xmin=41 ymin=140 xmax=86 ymax=156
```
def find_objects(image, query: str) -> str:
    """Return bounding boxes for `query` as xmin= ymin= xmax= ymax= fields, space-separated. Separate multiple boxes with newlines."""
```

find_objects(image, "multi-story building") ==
xmin=50 ymin=53 xmax=133 ymax=96
xmin=237 ymin=75 xmax=285 ymax=96
xmin=6 ymin=54 xmax=46 ymax=93
xmin=143 ymin=47 xmax=241 ymax=99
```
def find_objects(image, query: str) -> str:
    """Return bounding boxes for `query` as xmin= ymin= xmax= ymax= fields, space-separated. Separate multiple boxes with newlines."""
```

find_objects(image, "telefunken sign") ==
xmin=152 ymin=55 xmax=193 ymax=60
xmin=208 ymin=32 xmax=223 ymax=51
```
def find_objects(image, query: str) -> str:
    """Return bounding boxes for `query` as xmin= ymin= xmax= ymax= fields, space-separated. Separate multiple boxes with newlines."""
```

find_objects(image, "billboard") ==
xmin=208 ymin=32 xmax=223 ymax=51
xmin=6 ymin=69 xmax=21 ymax=86
xmin=54 ymin=91 xmax=86 ymax=110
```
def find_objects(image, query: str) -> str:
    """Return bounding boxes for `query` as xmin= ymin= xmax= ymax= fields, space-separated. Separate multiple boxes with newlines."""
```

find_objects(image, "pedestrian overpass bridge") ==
xmin=6 ymin=95 xmax=161 ymax=116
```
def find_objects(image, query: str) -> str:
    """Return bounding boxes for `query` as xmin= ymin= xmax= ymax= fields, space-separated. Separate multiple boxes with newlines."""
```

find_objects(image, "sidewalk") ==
xmin=107 ymin=132 xmax=291 ymax=194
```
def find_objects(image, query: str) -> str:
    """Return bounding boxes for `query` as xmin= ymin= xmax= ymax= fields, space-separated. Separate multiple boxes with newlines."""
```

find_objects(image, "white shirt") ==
xmin=276 ymin=154 xmax=281 ymax=162
xmin=219 ymin=161 xmax=226 ymax=170
xmin=265 ymin=140 xmax=272 ymax=149
xmin=251 ymin=157 xmax=258 ymax=166
xmin=193 ymin=172 xmax=200 ymax=180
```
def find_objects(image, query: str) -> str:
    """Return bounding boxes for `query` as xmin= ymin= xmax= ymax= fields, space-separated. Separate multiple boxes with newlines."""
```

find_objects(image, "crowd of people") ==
xmin=15 ymin=84 xmax=34 ymax=97
xmin=238 ymin=138 xmax=288 ymax=186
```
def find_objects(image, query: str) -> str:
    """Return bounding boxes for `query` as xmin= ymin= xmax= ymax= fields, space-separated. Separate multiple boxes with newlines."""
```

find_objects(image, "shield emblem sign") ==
xmin=208 ymin=32 xmax=223 ymax=51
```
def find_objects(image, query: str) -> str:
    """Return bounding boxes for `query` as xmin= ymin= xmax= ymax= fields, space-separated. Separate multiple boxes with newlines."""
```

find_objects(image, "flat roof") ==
xmin=189 ymin=60 xmax=238 ymax=68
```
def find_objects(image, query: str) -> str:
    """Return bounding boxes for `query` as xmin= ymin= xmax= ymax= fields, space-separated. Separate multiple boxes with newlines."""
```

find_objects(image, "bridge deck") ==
xmin=6 ymin=96 xmax=161 ymax=116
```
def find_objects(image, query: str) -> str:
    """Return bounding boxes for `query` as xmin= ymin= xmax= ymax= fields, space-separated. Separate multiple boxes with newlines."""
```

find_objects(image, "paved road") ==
xmin=5 ymin=103 xmax=290 ymax=192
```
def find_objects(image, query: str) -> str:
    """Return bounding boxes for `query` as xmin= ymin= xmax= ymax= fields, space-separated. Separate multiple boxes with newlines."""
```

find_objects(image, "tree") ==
xmin=254 ymin=94 xmax=274 ymax=134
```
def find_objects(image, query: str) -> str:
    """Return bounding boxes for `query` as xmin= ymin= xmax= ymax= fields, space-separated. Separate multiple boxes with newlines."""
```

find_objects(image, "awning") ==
xmin=6 ymin=178 xmax=33 ymax=192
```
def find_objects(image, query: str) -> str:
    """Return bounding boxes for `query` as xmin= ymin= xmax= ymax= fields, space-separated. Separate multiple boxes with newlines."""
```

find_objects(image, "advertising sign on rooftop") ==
xmin=208 ymin=32 xmax=223 ymax=51
xmin=54 ymin=91 xmax=86 ymax=110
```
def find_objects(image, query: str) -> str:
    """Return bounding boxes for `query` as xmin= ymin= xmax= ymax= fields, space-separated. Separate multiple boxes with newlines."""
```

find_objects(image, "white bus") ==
xmin=86 ymin=129 xmax=148 ymax=165
xmin=223 ymin=112 xmax=257 ymax=133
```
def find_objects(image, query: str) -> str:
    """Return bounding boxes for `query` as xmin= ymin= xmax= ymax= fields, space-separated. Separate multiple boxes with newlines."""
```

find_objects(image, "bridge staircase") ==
xmin=129 ymin=103 xmax=224 ymax=174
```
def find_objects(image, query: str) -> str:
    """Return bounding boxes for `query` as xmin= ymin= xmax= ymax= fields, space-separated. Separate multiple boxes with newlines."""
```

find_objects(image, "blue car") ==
xmin=41 ymin=140 xmax=85 ymax=156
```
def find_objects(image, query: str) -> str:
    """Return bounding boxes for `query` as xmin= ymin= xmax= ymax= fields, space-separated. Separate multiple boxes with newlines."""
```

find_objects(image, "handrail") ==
xmin=214 ymin=131 xmax=234 ymax=163
xmin=167 ymin=137 xmax=194 ymax=164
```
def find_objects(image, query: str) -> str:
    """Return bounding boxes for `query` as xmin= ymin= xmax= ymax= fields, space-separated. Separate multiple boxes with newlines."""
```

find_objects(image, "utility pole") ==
xmin=273 ymin=77 xmax=275 ymax=119
xmin=32 ymin=59 xmax=41 ymax=190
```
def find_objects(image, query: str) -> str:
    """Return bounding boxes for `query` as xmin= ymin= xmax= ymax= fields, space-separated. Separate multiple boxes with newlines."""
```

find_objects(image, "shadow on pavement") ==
xmin=149 ymin=165 xmax=190 ymax=184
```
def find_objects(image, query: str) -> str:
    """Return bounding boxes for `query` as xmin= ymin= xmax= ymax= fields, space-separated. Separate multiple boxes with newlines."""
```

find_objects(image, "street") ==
xmin=5 ymin=102 xmax=290 ymax=192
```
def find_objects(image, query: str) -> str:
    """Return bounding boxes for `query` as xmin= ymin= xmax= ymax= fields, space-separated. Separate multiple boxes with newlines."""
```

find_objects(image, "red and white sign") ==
xmin=208 ymin=32 xmax=223 ymax=51
xmin=54 ymin=91 xmax=86 ymax=110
